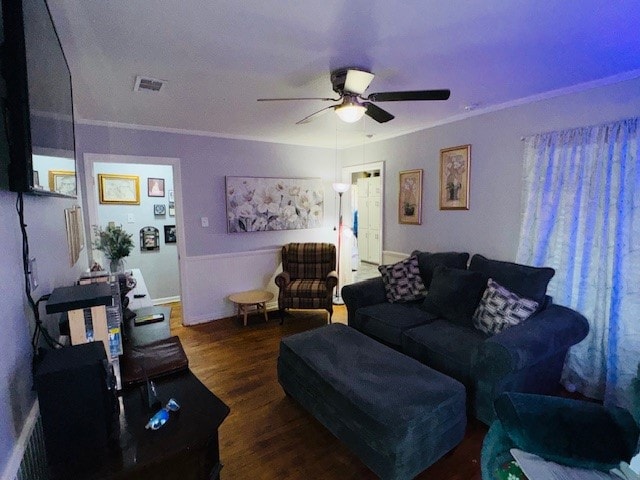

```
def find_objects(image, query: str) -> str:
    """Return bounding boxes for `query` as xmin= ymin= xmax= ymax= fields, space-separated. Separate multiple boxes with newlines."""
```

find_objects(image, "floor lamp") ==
xmin=332 ymin=182 xmax=350 ymax=304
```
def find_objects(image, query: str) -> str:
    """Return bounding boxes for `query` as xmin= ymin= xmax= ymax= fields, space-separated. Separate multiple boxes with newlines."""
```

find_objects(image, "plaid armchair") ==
xmin=275 ymin=243 xmax=338 ymax=323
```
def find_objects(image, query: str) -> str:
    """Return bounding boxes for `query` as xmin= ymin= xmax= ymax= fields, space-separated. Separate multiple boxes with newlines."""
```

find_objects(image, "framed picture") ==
xmin=49 ymin=170 xmax=77 ymax=196
xmin=168 ymin=190 xmax=174 ymax=202
xmin=439 ymin=144 xmax=471 ymax=210
xmin=398 ymin=169 xmax=423 ymax=225
xmin=168 ymin=202 xmax=175 ymax=216
xmin=148 ymin=177 xmax=165 ymax=197
xmin=98 ymin=174 xmax=140 ymax=204
xmin=225 ymin=176 xmax=323 ymax=233
xmin=164 ymin=225 xmax=176 ymax=243
xmin=154 ymin=204 xmax=166 ymax=215
xmin=140 ymin=227 xmax=160 ymax=251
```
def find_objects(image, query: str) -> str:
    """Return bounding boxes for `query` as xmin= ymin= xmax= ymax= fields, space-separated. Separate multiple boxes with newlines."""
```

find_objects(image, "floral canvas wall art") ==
xmin=226 ymin=176 xmax=324 ymax=233
xmin=399 ymin=169 xmax=423 ymax=224
xmin=439 ymin=144 xmax=471 ymax=210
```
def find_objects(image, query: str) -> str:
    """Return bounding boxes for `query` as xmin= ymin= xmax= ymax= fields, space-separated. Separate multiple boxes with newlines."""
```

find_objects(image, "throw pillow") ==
xmin=410 ymin=251 xmax=470 ymax=288
xmin=473 ymin=278 xmax=539 ymax=335
xmin=421 ymin=265 xmax=487 ymax=326
xmin=378 ymin=255 xmax=427 ymax=303
xmin=468 ymin=254 xmax=554 ymax=306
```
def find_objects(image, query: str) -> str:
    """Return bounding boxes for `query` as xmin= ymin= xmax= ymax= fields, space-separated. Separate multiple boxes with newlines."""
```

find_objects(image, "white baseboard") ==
xmin=153 ymin=295 xmax=181 ymax=305
xmin=382 ymin=250 xmax=409 ymax=264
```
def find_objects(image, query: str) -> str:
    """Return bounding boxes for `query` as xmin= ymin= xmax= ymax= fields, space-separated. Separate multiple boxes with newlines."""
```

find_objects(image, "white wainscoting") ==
xmin=181 ymin=248 xmax=281 ymax=325
xmin=181 ymin=248 xmax=411 ymax=326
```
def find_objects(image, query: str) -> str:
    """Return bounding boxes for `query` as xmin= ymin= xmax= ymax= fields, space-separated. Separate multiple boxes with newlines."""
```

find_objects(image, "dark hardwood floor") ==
xmin=168 ymin=302 xmax=486 ymax=480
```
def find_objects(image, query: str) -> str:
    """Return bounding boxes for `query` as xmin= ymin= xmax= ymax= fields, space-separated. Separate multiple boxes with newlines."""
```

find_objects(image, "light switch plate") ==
xmin=201 ymin=217 xmax=209 ymax=227
xmin=127 ymin=213 xmax=135 ymax=223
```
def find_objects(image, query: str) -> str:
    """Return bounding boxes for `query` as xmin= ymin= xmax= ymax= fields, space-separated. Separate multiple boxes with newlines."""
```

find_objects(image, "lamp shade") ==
xmin=335 ymin=103 xmax=366 ymax=123
xmin=332 ymin=182 xmax=350 ymax=193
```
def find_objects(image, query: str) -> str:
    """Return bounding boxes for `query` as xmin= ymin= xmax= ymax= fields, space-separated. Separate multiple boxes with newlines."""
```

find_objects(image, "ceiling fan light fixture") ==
xmin=335 ymin=98 xmax=366 ymax=123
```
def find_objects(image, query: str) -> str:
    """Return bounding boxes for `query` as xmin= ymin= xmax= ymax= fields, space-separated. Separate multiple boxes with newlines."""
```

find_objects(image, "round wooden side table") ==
xmin=228 ymin=290 xmax=274 ymax=326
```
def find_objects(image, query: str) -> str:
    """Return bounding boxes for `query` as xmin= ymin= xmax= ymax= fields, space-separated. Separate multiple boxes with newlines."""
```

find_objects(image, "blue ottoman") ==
xmin=277 ymin=323 xmax=466 ymax=480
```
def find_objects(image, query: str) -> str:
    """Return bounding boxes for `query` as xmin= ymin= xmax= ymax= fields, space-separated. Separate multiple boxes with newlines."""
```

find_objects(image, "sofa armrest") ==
xmin=326 ymin=271 xmax=338 ymax=290
xmin=474 ymin=304 xmax=589 ymax=381
xmin=275 ymin=271 xmax=290 ymax=289
xmin=341 ymin=277 xmax=387 ymax=325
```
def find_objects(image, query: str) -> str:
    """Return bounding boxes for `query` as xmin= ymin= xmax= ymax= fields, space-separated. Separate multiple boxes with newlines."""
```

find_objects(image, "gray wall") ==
xmin=0 ymin=191 xmax=88 ymax=473
xmin=75 ymin=127 xmax=339 ymax=257
xmin=341 ymin=76 xmax=640 ymax=261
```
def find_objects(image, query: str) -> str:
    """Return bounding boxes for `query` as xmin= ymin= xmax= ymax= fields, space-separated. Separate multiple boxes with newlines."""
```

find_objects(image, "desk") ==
xmin=49 ymin=370 xmax=230 ymax=480
xmin=126 ymin=268 xmax=153 ymax=310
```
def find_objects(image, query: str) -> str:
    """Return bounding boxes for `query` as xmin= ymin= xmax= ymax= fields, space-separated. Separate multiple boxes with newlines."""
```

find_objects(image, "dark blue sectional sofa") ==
xmin=342 ymin=251 xmax=590 ymax=425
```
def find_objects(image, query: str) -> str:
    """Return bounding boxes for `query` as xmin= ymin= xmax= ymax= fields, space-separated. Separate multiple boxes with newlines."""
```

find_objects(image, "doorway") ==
xmin=340 ymin=161 xmax=384 ymax=284
xmin=83 ymin=154 xmax=184 ymax=305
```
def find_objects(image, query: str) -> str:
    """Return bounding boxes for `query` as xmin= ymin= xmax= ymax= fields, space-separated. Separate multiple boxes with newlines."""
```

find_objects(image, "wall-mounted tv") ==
xmin=1 ymin=0 xmax=77 ymax=197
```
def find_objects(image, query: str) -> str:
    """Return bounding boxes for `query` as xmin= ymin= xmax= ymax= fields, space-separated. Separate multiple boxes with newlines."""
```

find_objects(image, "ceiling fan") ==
xmin=257 ymin=67 xmax=450 ymax=125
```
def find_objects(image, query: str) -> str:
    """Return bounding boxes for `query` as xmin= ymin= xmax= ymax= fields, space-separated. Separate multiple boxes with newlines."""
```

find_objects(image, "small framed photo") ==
xmin=164 ymin=225 xmax=176 ymax=243
xmin=168 ymin=202 xmax=175 ymax=217
xmin=153 ymin=204 xmax=166 ymax=215
xmin=439 ymin=144 xmax=471 ymax=210
xmin=140 ymin=226 xmax=160 ymax=251
xmin=148 ymin=177 xmax=165 ymax=197
xmin=398 ymin=169 xmax=423 ymax=225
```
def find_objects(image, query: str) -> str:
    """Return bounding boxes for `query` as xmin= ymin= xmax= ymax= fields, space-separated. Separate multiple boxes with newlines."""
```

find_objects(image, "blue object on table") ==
xmin=145 ymin=398 xmax=181 ymax=430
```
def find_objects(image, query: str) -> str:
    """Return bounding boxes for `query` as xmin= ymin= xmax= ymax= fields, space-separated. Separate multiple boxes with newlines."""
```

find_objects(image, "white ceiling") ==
xmin=47 ymin=0 xmax=640 ymax=149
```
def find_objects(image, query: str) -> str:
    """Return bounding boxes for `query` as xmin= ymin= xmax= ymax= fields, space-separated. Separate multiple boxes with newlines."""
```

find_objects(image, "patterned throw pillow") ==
xmin=473 ymin=278 xmax=539 ymax=335
xmin=378 ymin=256 xmax=427 ymax=303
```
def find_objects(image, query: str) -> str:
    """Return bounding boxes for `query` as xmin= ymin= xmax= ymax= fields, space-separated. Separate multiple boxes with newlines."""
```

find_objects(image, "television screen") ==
xmin=1 ymin=0 xmax=76 ymax=196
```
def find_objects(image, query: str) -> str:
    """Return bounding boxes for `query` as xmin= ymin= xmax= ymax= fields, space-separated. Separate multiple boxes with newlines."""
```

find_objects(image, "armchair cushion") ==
xmin=421 ymin=265 xmax=487 ymax=326
xmin=495 ymin=392 xmax=640 ymax=472
xmin=284 ymin=279 xmax=330 ymax=299
xmin=472 ymin=278 xmax=539 ymax=335
xmin=469 ymin=254 xmax=554 ymax=306
xmin=377 ymin=255 xmax=427 ymax=303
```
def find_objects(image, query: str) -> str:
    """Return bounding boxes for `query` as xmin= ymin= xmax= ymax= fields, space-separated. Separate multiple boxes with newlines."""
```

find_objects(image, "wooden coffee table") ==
xmin=228 ymin=290 xmax=274 ymax=326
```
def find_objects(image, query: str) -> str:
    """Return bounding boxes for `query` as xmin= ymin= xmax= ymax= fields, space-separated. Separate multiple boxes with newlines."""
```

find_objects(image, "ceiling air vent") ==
xmin=134 ymin=76 xmax=165 ymax=92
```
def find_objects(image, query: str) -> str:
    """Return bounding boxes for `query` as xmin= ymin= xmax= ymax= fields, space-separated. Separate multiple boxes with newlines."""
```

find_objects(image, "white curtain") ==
xmin=517 ymin=117 xmax=640 ymax=408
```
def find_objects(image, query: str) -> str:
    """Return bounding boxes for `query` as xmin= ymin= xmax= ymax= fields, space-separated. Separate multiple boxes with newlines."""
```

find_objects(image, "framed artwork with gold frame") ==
xmin=398 ymin=169 xmax=423 ymax=225
xmin=49 ymin=170 xmax=77 ymax=196
xmin=98 ymin=174 xmax=140 ymax=205
xmin=439 ymin=144 xmax=471 ymax=210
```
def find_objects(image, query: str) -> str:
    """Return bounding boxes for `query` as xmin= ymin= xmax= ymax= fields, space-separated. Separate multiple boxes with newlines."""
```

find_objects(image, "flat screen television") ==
xmin=1 ymin=0 xmax=77 ymax=197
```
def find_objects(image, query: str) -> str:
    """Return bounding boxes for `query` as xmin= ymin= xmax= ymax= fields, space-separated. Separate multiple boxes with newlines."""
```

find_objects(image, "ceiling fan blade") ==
xmin=296 ymin=105 xmax=336 ymax=125
xmin=344 ymin=69 xmax=375 ymax=95
xmin=257 ymin=96 xmax=340 ymax=102
xmin=365 ymin=89 xmax=451 ymax=102
xmin=364 ymin=102 xmax=394 ymax=123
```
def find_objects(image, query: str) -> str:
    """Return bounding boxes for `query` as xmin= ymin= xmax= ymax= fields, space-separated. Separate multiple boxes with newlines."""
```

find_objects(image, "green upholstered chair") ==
xmin=275 ymin=243 xmax=338 ymax=323
xmin=481 ymin=366 xmax=640 ymax=478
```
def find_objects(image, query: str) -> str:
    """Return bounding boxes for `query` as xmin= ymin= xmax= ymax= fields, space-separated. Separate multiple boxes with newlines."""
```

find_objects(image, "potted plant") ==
xmin=92 ymin=224 xmax=134 ymax=273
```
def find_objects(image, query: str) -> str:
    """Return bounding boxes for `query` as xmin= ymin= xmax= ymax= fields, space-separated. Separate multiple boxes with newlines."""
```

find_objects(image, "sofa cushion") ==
xmin=378 ymin=255 xmax=427 ymax=303
xmin=402 ymin=320 xmax=486 ymax=387
xmin=473 ymin=278 xmax=539 ymax=335
xmin=411 ymin=251 xmax=470 ymax=288
xmin=353 ymin=303 xmax=438 ymax=348
xmin=421 ymin=265 xmax=488 ymax=327
xmin=469 ymin=255 xmax=554 ymax=306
